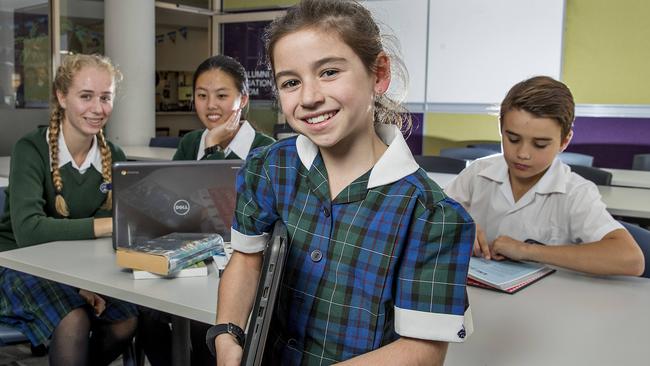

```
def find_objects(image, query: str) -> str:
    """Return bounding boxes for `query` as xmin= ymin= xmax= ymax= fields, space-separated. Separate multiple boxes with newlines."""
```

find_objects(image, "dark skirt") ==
xmin=0 ymin=267 xmax=138 ymax=345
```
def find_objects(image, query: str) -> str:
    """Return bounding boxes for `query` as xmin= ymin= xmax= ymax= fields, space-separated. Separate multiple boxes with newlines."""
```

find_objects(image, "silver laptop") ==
xmin=111 ymin=160 xmax=243 ymax=250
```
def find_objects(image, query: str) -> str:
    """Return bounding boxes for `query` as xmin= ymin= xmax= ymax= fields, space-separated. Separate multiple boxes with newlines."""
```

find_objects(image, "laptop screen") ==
xmin=112 ymin=160 xmax=243 ymax=249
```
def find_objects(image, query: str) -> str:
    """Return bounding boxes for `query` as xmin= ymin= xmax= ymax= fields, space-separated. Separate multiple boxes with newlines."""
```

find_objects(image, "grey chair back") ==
xmin=440 ymin=147 xmax=498 ymax=161
xmin=569 ymin=165 xmax=612 ymax=186
xmin=559 ymin=152 xmax=594 ymax=167
xmin=632 ymin=154 xmax=650 ymax=171
xmin=148 ymin=136 xmax=180 ymax=148
xmin=0 ymin=325 xmax=28 ymax=346
xmin=468 ymin=143 xmax=501 ymax=152
xmin=413 ymin=155 xmax=467 ymax=174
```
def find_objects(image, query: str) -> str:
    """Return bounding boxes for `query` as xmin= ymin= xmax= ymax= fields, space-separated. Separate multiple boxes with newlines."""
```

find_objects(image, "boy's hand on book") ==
xmin=78 ymin=289 xmax=106 ymax=316
xmin=473 ymin=225 xmax=491 ymax=259
xmin=491 ymin=236 xmax=528 ymax=261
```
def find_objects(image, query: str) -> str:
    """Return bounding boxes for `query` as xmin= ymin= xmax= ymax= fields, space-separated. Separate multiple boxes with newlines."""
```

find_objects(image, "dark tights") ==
xmin=138 ymin=308 xmax=215 ymax=366
xmin=49 ymin=307 xmax=137 ymax=366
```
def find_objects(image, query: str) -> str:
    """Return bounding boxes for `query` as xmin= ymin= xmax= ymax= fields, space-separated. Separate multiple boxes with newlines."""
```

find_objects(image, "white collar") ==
xmin=46 ymin=127 xmax=102 ymax=174
xmin=197 ymin=120 xmax=255 ymax=160
xmin=478 ymin=155 xmax=569 ymax=195
xmin=295 ymin=124 xmax=420 ymax=189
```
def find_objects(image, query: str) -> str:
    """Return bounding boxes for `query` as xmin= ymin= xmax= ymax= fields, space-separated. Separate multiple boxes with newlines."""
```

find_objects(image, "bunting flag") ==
xmin=167 ymin=31 xmax=176 ymax=43
xmin=156 ymin=26 xmax=189 ymax=45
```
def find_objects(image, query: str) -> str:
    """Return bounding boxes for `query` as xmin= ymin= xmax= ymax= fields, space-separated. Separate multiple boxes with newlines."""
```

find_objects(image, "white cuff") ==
xmin=394 ymin=306 xmax=473 ymax=343
xmin=230 ymin=228 xmax=268 ymax=253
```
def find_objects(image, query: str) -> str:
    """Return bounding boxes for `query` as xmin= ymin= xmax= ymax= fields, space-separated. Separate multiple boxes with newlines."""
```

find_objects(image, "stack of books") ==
xmin=116 ymin=232 xmax=224 ymax=276
xmin=467 ymin=257 xmax=555 ymax=294
xmin=132 ymin=260 xmax=209 ymax=279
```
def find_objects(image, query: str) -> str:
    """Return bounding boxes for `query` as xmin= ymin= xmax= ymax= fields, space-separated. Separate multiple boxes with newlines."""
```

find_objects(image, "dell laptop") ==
xmin=112 ymin=160 xmax=243 ymax=250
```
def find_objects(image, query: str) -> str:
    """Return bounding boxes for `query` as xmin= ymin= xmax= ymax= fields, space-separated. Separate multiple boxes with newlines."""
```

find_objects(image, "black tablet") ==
xmin=241 ymin=221 xmax=288 ymax=366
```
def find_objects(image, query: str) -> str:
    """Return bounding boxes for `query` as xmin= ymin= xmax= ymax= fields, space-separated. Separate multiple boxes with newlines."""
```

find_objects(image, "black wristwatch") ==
xmin=206 ymin=322 xmax=245 ymax=356
xmin=204 ymin=144 xmax=223 ymax=156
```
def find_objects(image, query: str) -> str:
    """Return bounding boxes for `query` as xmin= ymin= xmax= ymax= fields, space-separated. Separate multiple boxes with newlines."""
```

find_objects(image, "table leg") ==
xmin=171 ymin=316 xmax=190 ymax=366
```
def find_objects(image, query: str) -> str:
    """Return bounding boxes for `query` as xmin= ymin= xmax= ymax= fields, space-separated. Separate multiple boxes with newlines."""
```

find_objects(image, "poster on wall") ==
xmin=222 ymin=21 xmax=273 ymax=100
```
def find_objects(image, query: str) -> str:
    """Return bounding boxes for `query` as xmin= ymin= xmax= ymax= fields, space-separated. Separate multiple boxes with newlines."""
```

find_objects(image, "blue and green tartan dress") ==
xmin=231 ymin=125 xmax=475 ymax=365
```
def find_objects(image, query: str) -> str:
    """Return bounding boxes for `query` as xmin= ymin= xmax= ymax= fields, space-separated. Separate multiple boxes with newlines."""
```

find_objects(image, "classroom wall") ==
xmin=563 ymin=0 xmax=650 ymax=104
xmin=422 ymin=0 xmax=650 ymax=158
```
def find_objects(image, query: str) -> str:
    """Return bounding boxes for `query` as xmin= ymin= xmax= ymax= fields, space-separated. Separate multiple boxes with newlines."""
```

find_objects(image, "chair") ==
xmin=569 ymin=165 xmax=612 ymax=186
xmin=632 ymin=154 xmax=650 ymax=171
xmin=413 ymin=155 xmax=467 ymax=174
xmin=468 ymin=142 xmax=501 ymax=152
xmin=0 ymin=325 xmax=28 ymax=346
xmin=619 ymin=221 xmax=650 ymax=278
xmin=440 ymin=147 xmax=498 ymax=161
xmin=148 ymin=136 xmax=180 ymax=148
xmin=559 ymin=152 xmax=594 ymax=167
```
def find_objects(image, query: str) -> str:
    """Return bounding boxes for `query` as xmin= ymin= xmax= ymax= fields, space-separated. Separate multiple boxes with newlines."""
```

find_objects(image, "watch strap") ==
xmin=205 ymin=322 xmax=245 ymax=356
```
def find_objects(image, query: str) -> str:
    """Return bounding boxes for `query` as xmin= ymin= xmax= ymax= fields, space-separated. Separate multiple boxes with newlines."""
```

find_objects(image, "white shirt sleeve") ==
xmin=566 ymin=181 xmax=623 ymax=243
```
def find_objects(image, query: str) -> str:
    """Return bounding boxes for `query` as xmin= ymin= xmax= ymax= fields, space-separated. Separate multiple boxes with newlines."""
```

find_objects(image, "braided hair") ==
xmin=49 ymin=54 xmax=121 ymax=216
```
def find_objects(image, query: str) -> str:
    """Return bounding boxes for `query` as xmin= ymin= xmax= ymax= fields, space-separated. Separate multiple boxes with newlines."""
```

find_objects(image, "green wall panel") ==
xmin=563 ymin=0 xmax=650 ymax=104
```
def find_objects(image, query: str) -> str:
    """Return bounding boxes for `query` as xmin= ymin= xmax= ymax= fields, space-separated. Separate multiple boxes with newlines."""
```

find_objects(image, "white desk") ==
xmin=602 ymin=168 xmax=650 ymax=189
xmin=1 ymin=237 xmax=649 ymax=365
xmin=446 ymin=271 xmax=650 ymax=366
xmin=0 ymin=238 xmax=217 ymax=323
xmin=598 ymin=185 xmax=650 ymax=219
xmin=0 ymin=156 xmax=10 ymax=177
xmin=0 ymin=177 xmax=7 ymax=187
xmin=122 ymin=146 xmax=176 ymax=161
xmin=0 ymin=238 xmax=217 ymax=365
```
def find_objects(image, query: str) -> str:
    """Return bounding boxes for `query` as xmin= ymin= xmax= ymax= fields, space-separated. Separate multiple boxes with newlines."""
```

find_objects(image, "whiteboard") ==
xmin=364 ymin=0 xmax=428 ymax=104
xmin=427 ymin=0 xmax=564 ymax=104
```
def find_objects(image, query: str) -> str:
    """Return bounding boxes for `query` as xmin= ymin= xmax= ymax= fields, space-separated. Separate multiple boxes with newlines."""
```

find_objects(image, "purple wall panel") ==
xmin=565 ymin=116 xmax=650 ymax=169
xmin=406 ymin=113 xmax=423 ymax=155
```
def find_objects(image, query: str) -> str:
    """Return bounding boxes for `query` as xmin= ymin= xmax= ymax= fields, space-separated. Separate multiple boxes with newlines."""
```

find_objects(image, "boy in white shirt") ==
xmin=445 ymin=76 xmax=644 ymax=276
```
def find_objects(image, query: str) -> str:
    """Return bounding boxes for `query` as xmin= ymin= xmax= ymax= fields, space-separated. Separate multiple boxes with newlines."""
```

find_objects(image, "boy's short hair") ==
xmin=500 ymin=76 xmax=575 ymax=141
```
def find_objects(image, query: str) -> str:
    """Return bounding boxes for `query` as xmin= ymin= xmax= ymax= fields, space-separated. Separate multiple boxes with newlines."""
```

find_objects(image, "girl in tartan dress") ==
xmin=0 ymin=54 xmax=138 ymax=366
xmin=210 ymin=1 xmax=475 ymax=365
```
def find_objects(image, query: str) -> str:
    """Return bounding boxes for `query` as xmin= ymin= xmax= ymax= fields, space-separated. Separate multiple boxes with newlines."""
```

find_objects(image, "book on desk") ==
xmin=116 ymin=232 xmax=224 ymax=276
xmin=132 ymin=259 xmax=209 ymax=279
xmin=467 ymin=257 xmax=555 ymax=294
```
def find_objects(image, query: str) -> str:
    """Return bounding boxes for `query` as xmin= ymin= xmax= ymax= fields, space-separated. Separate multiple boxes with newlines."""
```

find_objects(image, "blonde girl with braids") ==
xmin=212 ymin=1 xmax=475 ymax=365
xmin=0 ymin=54 xmax=138 ymax=366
